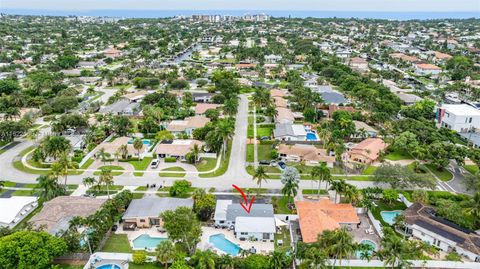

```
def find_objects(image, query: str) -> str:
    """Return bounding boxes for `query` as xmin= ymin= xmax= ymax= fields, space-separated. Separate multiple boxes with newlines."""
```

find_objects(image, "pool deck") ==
xmin=351 ymin=213 xmax=381 ymax=247
xmin=200 ymin=227 xmax=274 ymax=255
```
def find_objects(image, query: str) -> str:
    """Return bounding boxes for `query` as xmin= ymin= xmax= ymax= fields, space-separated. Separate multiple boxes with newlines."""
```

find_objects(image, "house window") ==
xmin=469 ymin=117 xmax=473 ymax=123
xmin=241 ymin=232 xmax=248 ymax=235
xmin=139 ymin=219 xmax=145 ymax=223
xmin=263 ymin=233 xmax=270 ymax=240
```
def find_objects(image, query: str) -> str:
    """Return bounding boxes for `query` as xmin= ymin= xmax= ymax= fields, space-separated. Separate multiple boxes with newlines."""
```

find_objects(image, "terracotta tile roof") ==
xmin=328 ymin=104 xmax=355 ymax=116
xmin=416 ymin=63 xmax=441 ymax=70
xmin=166 ymin=116 xmax=210 ymax=132
xmin=236 ymin=63 xmax=257 ymax=69
xmin=194 ymin=103 xmax=220 ymax=115
xmin=155 ymin=139 xmax=203 ymax=157
xmin=270 ymin=89 xmax=288 ymax=97
xmin=349 ymin=138 xmax=387 ymax=162
xmin=273 ymin=96 xmax=287 ymax=108
xmin=275 ymin=107 xmax=295 ymax=123
xmin=296 ymin=199 xmax=359 ymax=243
xmin=97 ymin=136 xmax=147 ymax=156
xmin=389 ymin=53 xmax=420 ymax=63
xmin=434 ymin=51 xmax=452 ymax=60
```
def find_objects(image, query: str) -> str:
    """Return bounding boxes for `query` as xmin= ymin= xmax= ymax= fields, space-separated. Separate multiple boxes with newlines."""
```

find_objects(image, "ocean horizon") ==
xmin=2 ymin=9 xmax=479 ymax=20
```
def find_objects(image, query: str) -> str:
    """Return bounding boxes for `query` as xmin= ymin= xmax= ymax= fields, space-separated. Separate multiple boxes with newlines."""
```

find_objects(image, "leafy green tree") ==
xmin=110 ymin=115 xmax=132 ymax=136
xmin=0 ymin=231 xmax=67 ymax=269
xmin=412 ymin=189 xmax=429 ymax=204
xmin=269 ymin=248 xmax=292 ymax=269
xmin=161 ymin=207 xmax=202 ymax=255
xmin=34 ymin=175 xmax=66 ymax=203
xmin=155 ymin=130 xmax=174 ymax=142
xmin=446 ymin=56 xmax=474 ymax=80
xmin=132 ymin=138 xmax=144 ymax=159
xmin=253 ymin=166 xmax=269 ymax=191
xmin=169 ymin=180 xmax=191 ymax=197
xmin=132 ymin=250 xmax=147 ymax=265
xmin=40 ymin=136 xmax=71 ymax=160
xmin=393 ymin=131 xmax=419 ymax=154
xmin=193 ymin=189 xmax=216 ymax=221
xmin=373 ymin=163 xmax=436 ymax=190
xmin=191 ymin=249 xmax=218 ymax=269
xmin=382 ymin=189 xmax=399 ymax=205
xmin=317 ymin=227 xmax=357 ymax=268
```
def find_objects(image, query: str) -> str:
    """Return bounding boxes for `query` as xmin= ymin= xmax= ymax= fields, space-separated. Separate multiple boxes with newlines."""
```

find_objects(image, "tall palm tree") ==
xmin=253 ymin=166 xmax=269 ymax=191
xmin=98 ymin=168 xmax=114 ymax=199
xmin=118 ymin=144 xmax=128 ymax=160
xmin=377 ymin=228 xmax=410 ymax=269
xmin=155 ymin=240 xmax=176 ymax=269
xmin=216 ymin=119 xmax=235 ymax=159
xmin=318 ymin=227 xmax=356 ymax=268
xmin=329 ymin=179 xmax=347 ymax=203
xmin=343 ymin=184 xmax=361 ymax=205
xmin=51 ymin=151 xmax=77 ymax=186
xmin=192 ymin=249 xmax=217 ymax=269
xmin=82 ymin=176 xmax=96 ymax=188
xmin=300 ymin=247 xmax=329 ymax=269
xmin=310 ymin=163 xmax=331 ymax=199
xmin=97 ymin=147 xmax=108 ymax=164
xmin=190 ymin=144 xmax=201 ymax=164
xmin=281 ymin=167 xmax=300 ymax=206
xmin=133 ymin=138 xmax=143 ymax=159
xmin=34 ymin=175 xmax=65 ymax=203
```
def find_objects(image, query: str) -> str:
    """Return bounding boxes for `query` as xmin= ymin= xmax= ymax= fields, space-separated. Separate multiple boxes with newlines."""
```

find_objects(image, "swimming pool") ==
xmin=132 ymin=234 xmax=167 ymax=249
xmin=356 ymin=239 xmax=377 ymax=258
xmin=209 ymin=234 xmax=241 ymax=256
xmin=96 ymin=264 xmax=121 ymax=269
xmin=380 ymin=210 xmax=403 ymax=225
xmin=128 ymin=139 xmax=151 ymax=146
xmin=306 ymin=132 xmax=318 ymax=141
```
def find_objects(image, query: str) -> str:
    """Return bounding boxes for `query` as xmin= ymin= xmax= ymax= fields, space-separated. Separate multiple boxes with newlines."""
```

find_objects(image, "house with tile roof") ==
xmin=415 ymin=63 xmax=442 ymax=76
xmin=166 ymin=116 xmax=210 ymax=137
xmin=278 ymin=144 xmax=335 ymax=167
xmin=295 ymin=199 xmax=360 ymax=243
xmin=347 ymin=138 xmax=387 ymax=164
xmin=155 ymin=139 xmax=203 ymax=161
xmin=404 ymin=203 xmax=480 ymax=261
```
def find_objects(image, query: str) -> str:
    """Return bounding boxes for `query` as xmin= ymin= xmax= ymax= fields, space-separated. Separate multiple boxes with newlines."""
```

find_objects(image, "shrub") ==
xmin=169 ymin=180 xmax=191 ymax=197
xmin=164 ymin=157 xmax=177 ymax=163
xmin=271 ymin=150 xmax=278 ymax=159
xmin=132 ymin=251 xmax=147 ymax=265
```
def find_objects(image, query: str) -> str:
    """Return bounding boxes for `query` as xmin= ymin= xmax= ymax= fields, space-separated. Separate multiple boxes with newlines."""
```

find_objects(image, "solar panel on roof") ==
xmin=414 ymin=219 xmax=465 ymax=244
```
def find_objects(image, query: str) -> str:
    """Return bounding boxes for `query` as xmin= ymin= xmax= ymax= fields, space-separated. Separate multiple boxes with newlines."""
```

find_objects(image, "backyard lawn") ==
xmin=101 ymin=234 xmax=132 ymax=253
xmin=257 ymin=144 xmax=274 ymax=161
xmin=199 ymin=141 xmax=231 ymax=178
xmin=271 ymin=196 xmax=293 ymax=214
xmin=256 ymin=125 xmax=273 ymax=138
xmin=361 ymin=166 xmax=377 ymax=175
xmin=159 ymin=167 xmax=186 ymax=177
xmin=384 ymin=150 xmax=412 ymax=161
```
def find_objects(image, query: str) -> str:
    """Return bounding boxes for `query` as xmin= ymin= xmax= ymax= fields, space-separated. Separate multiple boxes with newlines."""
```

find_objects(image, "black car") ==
xmin=278 ymin=161 xmax=286 ymax=169
xmin=259 ymin=160 xmax=270 ymax=165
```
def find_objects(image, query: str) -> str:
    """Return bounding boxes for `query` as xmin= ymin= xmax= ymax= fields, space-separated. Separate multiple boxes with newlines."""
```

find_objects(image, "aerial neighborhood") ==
xmin=0 ymin=9 xmax=480 ymax=269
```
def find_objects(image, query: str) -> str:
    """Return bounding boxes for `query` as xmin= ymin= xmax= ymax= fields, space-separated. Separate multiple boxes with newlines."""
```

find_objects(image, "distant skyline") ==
xmin=2 ymin=0 xmax=479 ymax=12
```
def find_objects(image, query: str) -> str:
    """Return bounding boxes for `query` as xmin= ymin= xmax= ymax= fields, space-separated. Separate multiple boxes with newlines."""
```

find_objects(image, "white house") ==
xmin=0 ymin=196 xmax=38 ymax=228
xmin=404 ymin=203 xmax=480 ymax=262
xmin=235 ymin=217 xmax=276 ymax=242
xmin=264 ymin=54 xmax=283 ymax=63
xmin=273 ymin=123 xmax=307 ymax=141
xmin=415 ymin=63 xmax=442 ymax=76
xmin=438 ymin=104 xmax=480 ymax=133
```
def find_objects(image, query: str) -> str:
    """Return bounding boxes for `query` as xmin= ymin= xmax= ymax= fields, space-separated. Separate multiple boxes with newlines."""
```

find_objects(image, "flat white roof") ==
xmin=443 ymin=104 xmax=480 ymax=116
xmin=291 ymin=124 xmax=307 ymax=136
xmin=235 ymin=216 xmax=276 ymax=233
xmin=214 ymin=200 xmax=232 ymax=221
xmin=0 ymin=196 xmax=37 ymax=225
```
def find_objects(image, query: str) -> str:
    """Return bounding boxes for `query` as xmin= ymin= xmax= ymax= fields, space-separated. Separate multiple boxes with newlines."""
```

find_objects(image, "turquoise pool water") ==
xmin=306 ymin=132 xmax=318 ymax=141
xmin=209 ymin=234 xmax=241 ymax=256
xmin=132 ymin=234 xmax=167 ymax=249
xmin=96 ymin=264 xmax=121 ymax=269
xmin=356 ymin=239 xmax=377 ymax=258
xmin=380 ymin=210 xmax=403 ymax=225
xmin=127 ymin=139 xmax=151 ymax=146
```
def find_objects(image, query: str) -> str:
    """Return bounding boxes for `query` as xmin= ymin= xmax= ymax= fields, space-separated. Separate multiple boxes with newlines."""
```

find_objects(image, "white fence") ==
xmin=367 ymin=210 xmax=384 ymax=238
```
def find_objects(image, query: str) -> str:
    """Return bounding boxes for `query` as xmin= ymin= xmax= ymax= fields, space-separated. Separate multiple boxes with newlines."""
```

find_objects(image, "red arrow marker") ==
xmin=232 ymin=184 xmax=255 ymax=213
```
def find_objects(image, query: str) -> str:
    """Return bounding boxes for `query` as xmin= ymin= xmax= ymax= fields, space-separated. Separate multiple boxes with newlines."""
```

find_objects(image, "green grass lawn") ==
xmin=132 ymin=192 xmax=145 ymax=199
xmin=425 ymin=164 xmax=453 ymax=182
xmin=129 ymin=263 xmax=161 ymax=269
xmin=93 ymin=165 xmax=124 ymax=176
xmin=271 ymin=196 xmax=293 ymax=214
xmin=246 ymin=144 xmax=254 ymax=162
xmin=129 ymin=157 xmax=153 ymax=176
xmin=11 ymin=189 xmax=39 ymax=196
xmin=371 ymin=200 xmax=407 ymax=227
xmin=257 ymin=144 xmax=273 ymax=161
xmin=80 ymin=158 xmax=94 ymax=169
xmin=247 ymin=124 xmax=254 ymax=138
xmin=135 ymin=186 xmax=147 ymax=191
xmin=274 ymin=226 xmax=291 ymax=249
xmin=159 ymin=167 xmax=186 ymax=177
xmin=199 ymin=141 xmax=231 ymax=178
xmin=13 ymin=160 xmax=50 ymax=175
xmin=464 ymin=165 xmax=479 ymax=175
xmin=256 ymin=126 xmax=273 ymax=138
xmin=86 ymin=185 xmax=124 ymax=196
xmin=385 ymin=150 xmax=412 ymax=161
xmin=101 ymin=234 xmax=132 ymax=253
xmin=302 ymin=189 xmax=329 ymax=195
xmin=361 ymin=166 xmax=377 ymax=175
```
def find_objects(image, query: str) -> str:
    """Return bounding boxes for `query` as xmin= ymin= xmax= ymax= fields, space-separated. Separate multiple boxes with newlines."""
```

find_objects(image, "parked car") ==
xmin=270 ymin=160 xmax=277 ymax=166
xmin=150 ymin=159 xmax=159 ymax=169
xmin=260 ymin=136 xmax=270 ymax=141
xmin=278 ymin=161 xmax=286 ymax=169
xmin=259 ymin=160 xmax=270 ymax=165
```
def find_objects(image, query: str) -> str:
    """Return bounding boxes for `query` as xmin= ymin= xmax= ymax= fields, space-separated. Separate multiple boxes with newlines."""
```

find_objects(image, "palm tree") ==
xmin=343 ymin=184 xmax=361 ymax=205
xmin=97 ymin=147 xmax=108 ymax=164
xmin=281 ymin=167 xmax=300 ymax=206
xmin=310 ymin=163 xmax=331 ymax=199
xmin=51 ymin=151 xmax=77 ymax=186
xmin=357 ymin=242 xmax=374 ymax=262
xmin=27 ymin=129 xmax=40 ymax=144
xmin=192 ymin=249 xmax=217 ymax=269
xmin=253 ymin=166 xmax=269 ymax=191
xmin=300 ymin=247 xmax=329 ymax=269
xmin=329 ymin=179 xmax=347 ymax=203
xmin=98 ymin=168 xmax=114 ymax=199
xmin=269 ymin=249 xmax=291 ymax=269
xmin=318 ymin=227 xmax=356 ymax=268
xmin=133 ymin=138 xmax=143 ymax=160
xmin=466 ymin=192 xmax=480 ymax=225
xmin=82 ymin=177 xmax=96 ymax=188
xmin=118 ymin=144 xmax=128 ymax=160
xmin=216 ymin=119 xmax=235 ymax=159
xmin=155 ymin=240 xmax=176 ymax=269
xmin=34 ymin=175 xmax=65 ymax=203
xmin=190 ymin=143 xmax=201 ymax=164
xmin=377 ymin=228 xmax=410 ymax=269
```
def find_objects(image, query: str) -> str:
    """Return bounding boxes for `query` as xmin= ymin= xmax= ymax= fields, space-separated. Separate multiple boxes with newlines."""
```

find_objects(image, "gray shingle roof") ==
xmin=122 ymin=197 xmax=193 ymax=219
xmin=226 ymin=204 xmax=274 ymax=221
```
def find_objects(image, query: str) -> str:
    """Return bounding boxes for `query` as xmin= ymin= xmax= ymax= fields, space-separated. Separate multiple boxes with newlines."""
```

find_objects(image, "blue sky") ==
xmin=2 ymin=0 xmax=479 ymax=12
